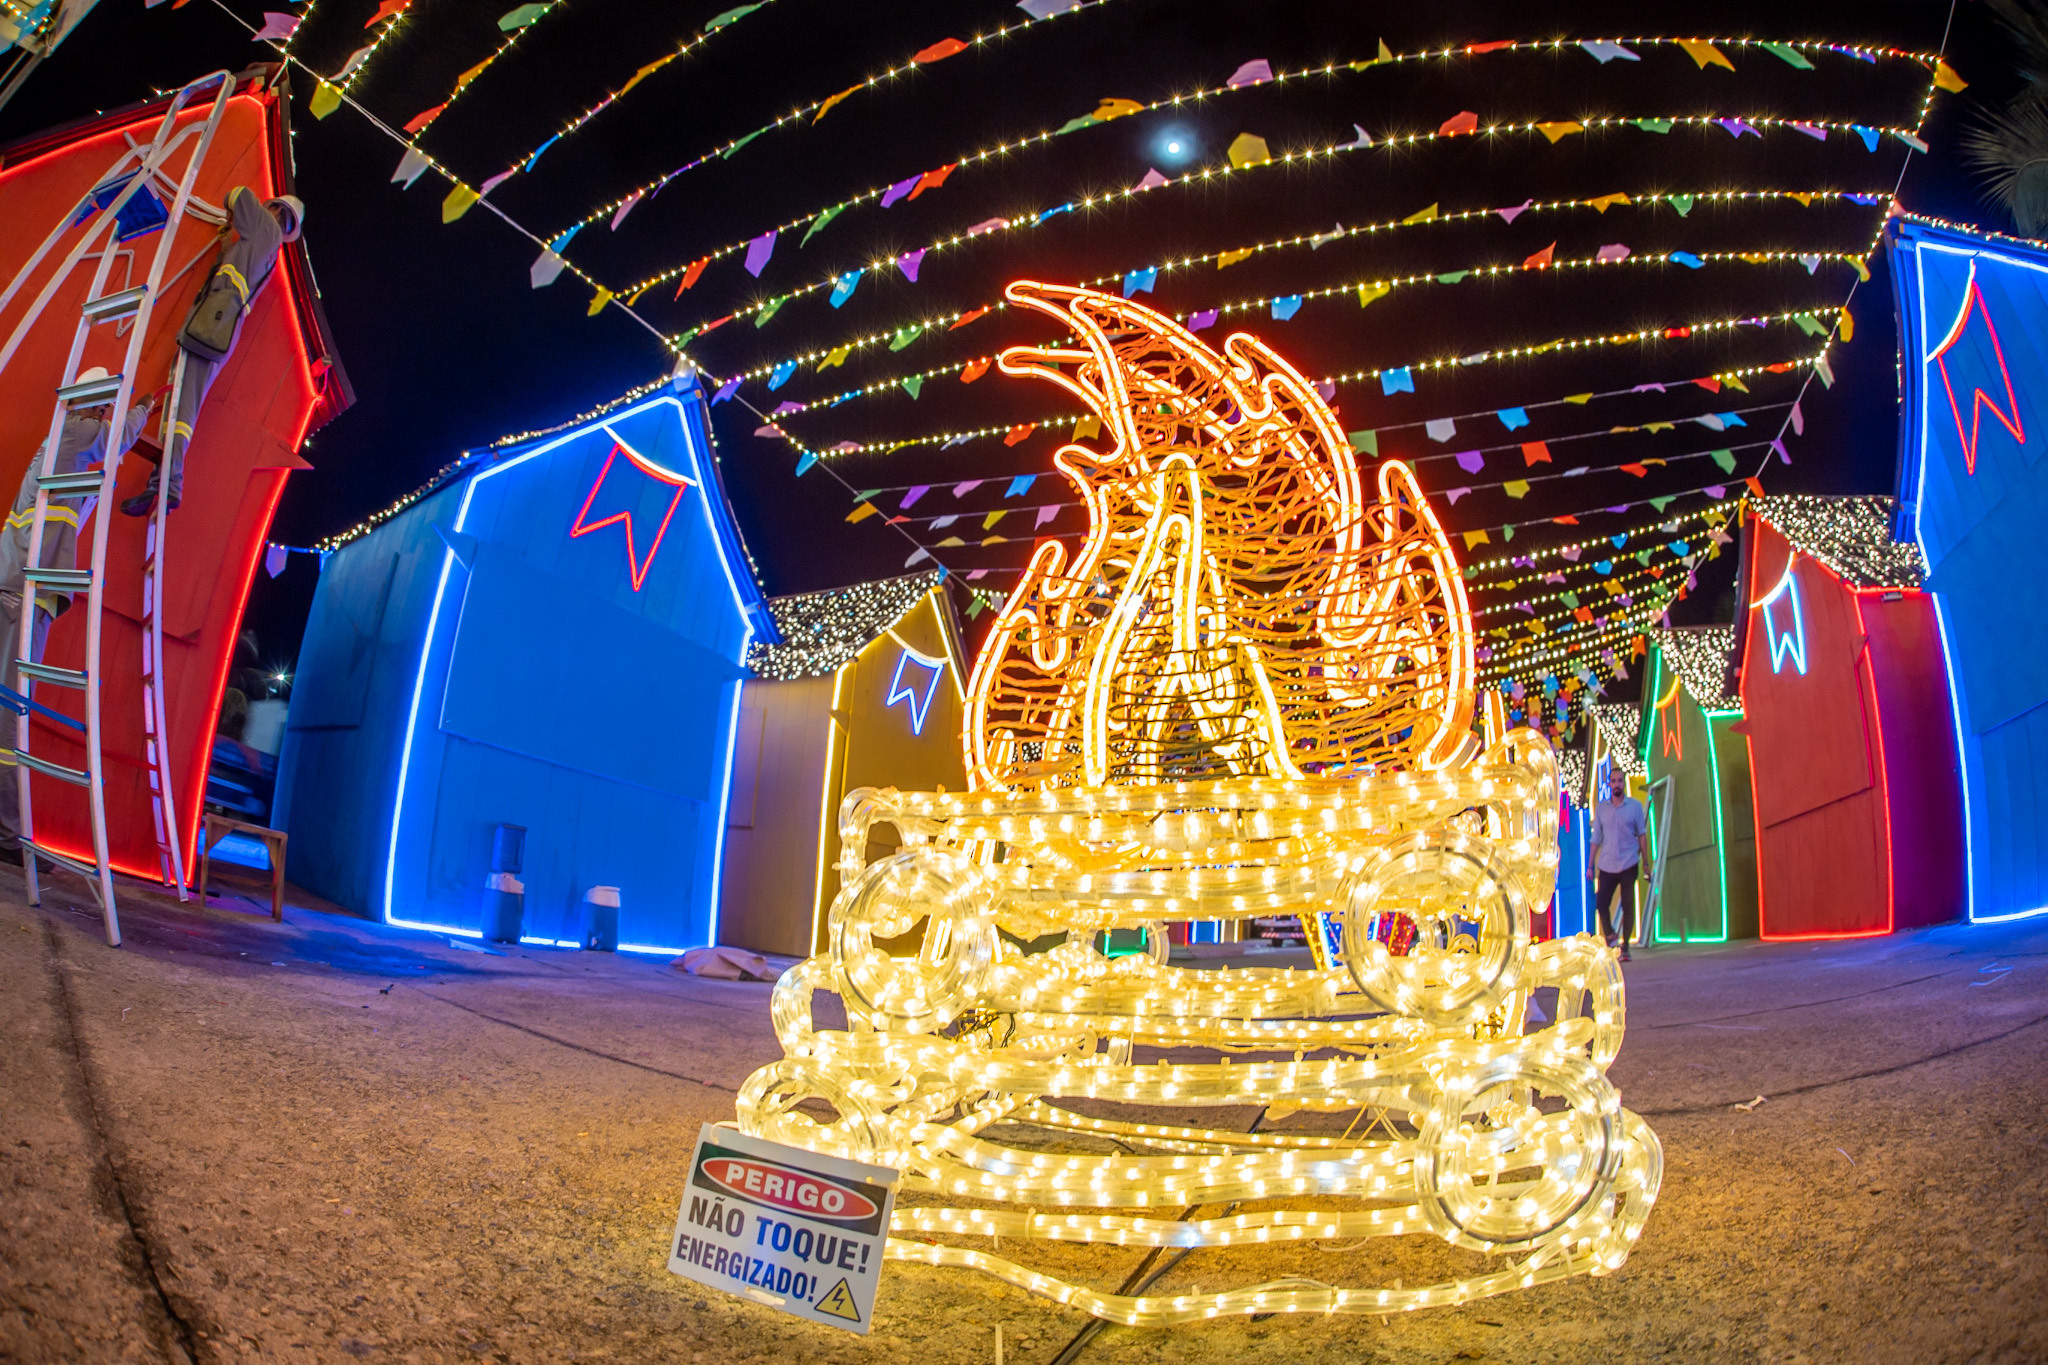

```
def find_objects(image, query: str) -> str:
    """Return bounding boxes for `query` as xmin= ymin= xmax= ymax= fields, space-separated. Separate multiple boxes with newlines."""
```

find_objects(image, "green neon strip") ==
xmin=1695 ymin=707 xmax=1738 ymax=944
xmin=1642 ymin=641 xmax=1737 ymax=945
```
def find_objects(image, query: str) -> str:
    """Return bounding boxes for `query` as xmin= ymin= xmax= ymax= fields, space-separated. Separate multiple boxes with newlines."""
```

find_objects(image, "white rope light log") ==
xmin=735 ymin=285 xmax=1660 ymax=1325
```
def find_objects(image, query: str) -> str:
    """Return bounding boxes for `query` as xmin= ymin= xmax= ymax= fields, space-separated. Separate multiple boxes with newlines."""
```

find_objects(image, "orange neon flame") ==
xmin=963 ymin=281 xmax=1475 ymax=791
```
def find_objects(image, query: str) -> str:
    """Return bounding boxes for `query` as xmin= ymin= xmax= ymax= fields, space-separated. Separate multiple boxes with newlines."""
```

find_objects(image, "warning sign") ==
xmin=666 ymin=1124 xmax=898 ymax=1335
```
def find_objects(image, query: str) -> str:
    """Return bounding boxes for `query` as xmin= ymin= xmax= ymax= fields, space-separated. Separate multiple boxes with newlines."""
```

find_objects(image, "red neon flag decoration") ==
xmin=1930 ymin=272 xmax=2026 ymax=474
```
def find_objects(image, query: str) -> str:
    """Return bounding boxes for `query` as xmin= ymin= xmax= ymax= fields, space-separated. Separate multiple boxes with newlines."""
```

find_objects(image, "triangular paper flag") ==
xmin=391 ymin=146 xmax=431 ymax=188
xmin=1227 ymin=132 xmax=1271 ymax=168
xmin=1227 ymin=59 xmax=1273 ymax=87
xmin=252 ymin=11 xmax=299 ymax=41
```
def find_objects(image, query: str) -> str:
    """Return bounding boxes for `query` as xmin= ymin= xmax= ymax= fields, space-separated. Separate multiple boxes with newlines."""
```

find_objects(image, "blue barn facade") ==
xmin=274 ymin=380 xmax=772 ymax=950
xmin=1891 ymin=219 xmax=2048 ymax=924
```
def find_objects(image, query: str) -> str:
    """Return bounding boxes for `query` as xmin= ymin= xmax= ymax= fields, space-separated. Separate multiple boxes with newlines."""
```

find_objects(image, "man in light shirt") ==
xmin=1588 ymin=768 xmax=1649 ymax=962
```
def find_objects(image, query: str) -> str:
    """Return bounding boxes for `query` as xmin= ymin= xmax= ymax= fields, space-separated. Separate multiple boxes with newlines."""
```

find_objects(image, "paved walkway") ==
xmin=3 ymin=874 xmax=2044 ymax=1364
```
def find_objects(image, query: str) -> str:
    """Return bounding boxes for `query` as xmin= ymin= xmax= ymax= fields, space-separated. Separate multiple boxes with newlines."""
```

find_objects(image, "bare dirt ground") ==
xmin=3 ymin=872 xmax=2045 ymax=1365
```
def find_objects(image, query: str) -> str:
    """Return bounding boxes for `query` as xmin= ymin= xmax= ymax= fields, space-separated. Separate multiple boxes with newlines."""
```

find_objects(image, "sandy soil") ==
xmin=3 ymin=873 xmax=2045 ymax=1365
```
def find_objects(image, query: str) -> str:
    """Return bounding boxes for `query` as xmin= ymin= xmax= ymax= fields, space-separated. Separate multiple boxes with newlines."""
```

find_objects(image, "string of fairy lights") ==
xmin=545 ymin=35 xmax=1946 ymax=299
xmin=613 ymin=112 xmax=1921 ymax=340
xmin=224 ymin=5 xmax=1959 ymax=719
xmin=678 ymin=190 xmax=1877 ymax=381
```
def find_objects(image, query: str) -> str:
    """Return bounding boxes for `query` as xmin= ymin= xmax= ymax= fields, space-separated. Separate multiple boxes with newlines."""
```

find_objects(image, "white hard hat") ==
xmin=76 ymin=366 xmax=110 ymax=383
xmin=267 ymin=194 xmax=304 ymax=242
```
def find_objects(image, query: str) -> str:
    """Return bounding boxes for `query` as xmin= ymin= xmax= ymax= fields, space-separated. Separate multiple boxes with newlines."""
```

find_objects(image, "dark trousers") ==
xmin=1596 ymin=865 xmax=1639 ymax=944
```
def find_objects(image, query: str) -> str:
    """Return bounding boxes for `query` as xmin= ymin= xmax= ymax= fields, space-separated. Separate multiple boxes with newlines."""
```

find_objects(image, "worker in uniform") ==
xmin=0 ymin=373 xmax=155 ymax=858
xmin=122 ymin=185 xmax=302 ymax=517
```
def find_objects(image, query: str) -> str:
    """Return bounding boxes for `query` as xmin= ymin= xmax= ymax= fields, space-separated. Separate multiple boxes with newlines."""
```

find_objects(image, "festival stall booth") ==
xmin=274 ymin=380 xmax=772 ymax=951
xmin=1734 ymin=494 xmax=1963 ymax=937
xmin=1891 ymin=218 xmax=2048 ymax=923
xmin=1640 ymin=626 xmax=1759 ymax=943
xmin=716 ymin=570 xmax=966 ymax=957
xmin=0 ymin=69 xmax=351 ymax=885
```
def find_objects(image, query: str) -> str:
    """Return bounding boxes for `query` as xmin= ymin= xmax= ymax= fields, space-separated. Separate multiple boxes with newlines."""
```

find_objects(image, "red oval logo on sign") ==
xmin=701 ymin=1157 xmax=880 ymax=1224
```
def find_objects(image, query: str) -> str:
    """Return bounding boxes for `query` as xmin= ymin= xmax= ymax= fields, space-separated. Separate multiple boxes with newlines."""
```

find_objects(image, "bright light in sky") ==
xmin=1166 ymin=141 xmax=1181 ymax=153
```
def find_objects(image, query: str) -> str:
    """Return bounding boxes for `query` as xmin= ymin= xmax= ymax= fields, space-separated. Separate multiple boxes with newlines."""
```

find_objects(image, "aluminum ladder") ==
xmin=6 ymin=72 xmax=232 ymax=945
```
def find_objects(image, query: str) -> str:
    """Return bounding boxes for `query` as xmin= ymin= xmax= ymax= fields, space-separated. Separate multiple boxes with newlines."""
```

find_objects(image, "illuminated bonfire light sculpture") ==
xmin=737 ymin=282 xmax=1661 ymax=1324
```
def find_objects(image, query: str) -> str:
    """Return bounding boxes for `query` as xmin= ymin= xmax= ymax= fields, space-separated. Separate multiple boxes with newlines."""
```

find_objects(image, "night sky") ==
xmin=0 ymin=0 xmax=2020 ymax=706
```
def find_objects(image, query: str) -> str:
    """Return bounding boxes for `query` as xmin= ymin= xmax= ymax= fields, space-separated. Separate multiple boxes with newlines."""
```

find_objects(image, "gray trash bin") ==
xmin=483 ymin=872 xmax=524 ymax=944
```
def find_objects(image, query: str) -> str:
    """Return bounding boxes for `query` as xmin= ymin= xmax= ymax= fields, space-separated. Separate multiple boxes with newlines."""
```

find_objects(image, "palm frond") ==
xmin=1984 ymin=0 xmax=2048 ymax=96
xmin=1964 ymin=99 xmax=2048 ymax=236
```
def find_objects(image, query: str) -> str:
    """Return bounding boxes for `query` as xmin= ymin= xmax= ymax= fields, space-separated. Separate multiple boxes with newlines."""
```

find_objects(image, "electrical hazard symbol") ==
xmin=814 ymin=1278 xmax=862 ymax=1323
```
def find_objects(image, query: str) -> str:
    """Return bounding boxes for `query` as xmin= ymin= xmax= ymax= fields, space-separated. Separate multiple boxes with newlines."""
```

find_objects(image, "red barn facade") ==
xmin=1736 ymin=497 xmax=1963 ymax=938
xmin=0 ymin=69 xmax=351 ymax=882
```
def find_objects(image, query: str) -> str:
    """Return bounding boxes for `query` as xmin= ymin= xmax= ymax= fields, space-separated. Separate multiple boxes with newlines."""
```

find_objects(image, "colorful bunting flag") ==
xmin=901 ymin=485 xmax=930 ymax=509
xmin=881 ymin=174 xmax=922 ymax=208
xmin=961 ymin=357 xmax=991 ymax=382
xmin=309 ymin=80 xmax=342 ymax=119
xmin=1217 ymin=249 xmax=1252 ymax=268
xmin=768 ymin=361 xmax=797 ymax=389
xmin=705 ymin=2 xmax=762 ymax=28
xmin=611 ymin=192 xmax=643 ymax=230
xmin=1759 ymin=41 xmax=1813 ymax=69
xmin=1135 ymin=168 xmax=1168 ymax=190
xmin=829 ymin=270 xmax=862 ymax=307
xmin=1596 ymin=244 xmax=1630 ymax=262
xmin=1439 ymin=110 xmax=1479 ymax=136
xmin=1504 ymin=480 xmax=1531 ymax=499
xmin=951 ymin=307 xmax=990 ymax=329
xmin=1188 ymin=309 xmax=1218 ymax=329
xmin=902 ymin=375 xmax=924 ymax=399
xmin=1381 ymin=367 xmax=1414 ymax=396
xmin=1425 ymin=418 xmax=1457 ymax=442
xmin=404 ymin=103 xmax=448 ymax=133
xmin=1271 ymin=295 xmax=1303 ymax=320
xmin=897 ymin=249 xmax=926 ymax=281
xmin=1523 ymin=242 xmax=1555 ymax=268
xmin=251 ymin=8 xmax=300 ymax=39
xmin=1579 ymin=40 xmax=1638 ymax=63
xmin=1123 ymin=267 xmax=1157 ymax=296
xmin=1348 ymin=430 xmax=1378 ymax=456
xmin=1357 ymin=282 xmax=1391 ymax=308
xmin=1004 ymin=424 xmax=1036 ymax=446
xmin=1403 ymin=203 xmax=1439 ymax=224
xmin=1227 ymin=133 xmax=1271 ymax=168
xmin=911 ymin=37 xmax=968 ymax=63
xmin=1521 ymin=441 xmax=1551 ymax=465
xmin=743 ymin=230 xmax=776 ymax=276
xmin=847 ymin=501 xmax=879 ymax=524
xmin=530 ymin=249 xmax=568 ymax=288
xmin=1228 ymin=59 xmax=1273 ymax=87
xmin=1535 ymin=121 xmax=1582 ymax=143
xmin=1006 ymin=474 xmax=1036 ymax=497
xmin=391 ymin=147 xmax=430 ymax=188
xmin=1497 ymin=407 xmax=1529 ymax=430
xmin=1497 ymin=199 xmax=1532 ymax=222
xmin=441 ymin=184 xmax=480 ymax=222
xmin=1455 ymin=450 xmax=1484 ymax=473
xmin=910 ymin=163 xmax=957 ymax=199
xmin=818 ymin=346 xmax=850 ymax=369
xmin=800 ymin=204 xmax=844 ymax=246
xmin=1677 ymin=39 xmax=1733 ymax=70
xmin=498 ymin=3 xmax=545 ymax=29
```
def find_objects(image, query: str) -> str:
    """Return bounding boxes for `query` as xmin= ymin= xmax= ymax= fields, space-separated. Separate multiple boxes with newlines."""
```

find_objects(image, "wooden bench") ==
xmin=198 ymin=814 xmax=287 ymax=921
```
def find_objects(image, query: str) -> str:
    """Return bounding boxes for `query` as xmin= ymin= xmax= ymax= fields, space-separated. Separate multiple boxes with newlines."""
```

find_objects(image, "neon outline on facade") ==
xmin=735 ymin=282 xmax=1661 ymax=1325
